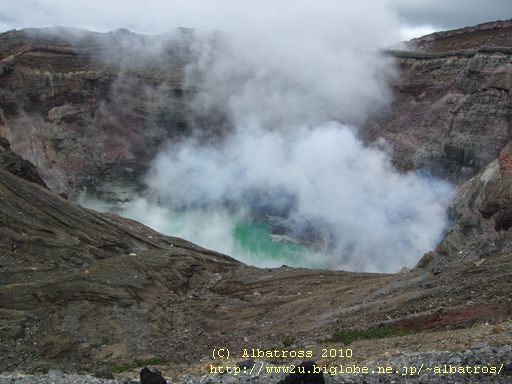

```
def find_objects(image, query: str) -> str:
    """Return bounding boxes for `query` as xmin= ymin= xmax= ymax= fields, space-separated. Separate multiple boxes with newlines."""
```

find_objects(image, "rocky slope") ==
xmin=0 ymin=140 xmax=510 ymax=382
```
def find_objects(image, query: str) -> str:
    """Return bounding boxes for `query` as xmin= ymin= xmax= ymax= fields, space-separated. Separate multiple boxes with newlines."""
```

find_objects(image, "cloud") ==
xmin=399 ymin=24 xmax=439 ymax=40
xmin=0 ymin=0 xmax=399 ymax=38
xmin=1 ymin=0 xmax=510 ymax=37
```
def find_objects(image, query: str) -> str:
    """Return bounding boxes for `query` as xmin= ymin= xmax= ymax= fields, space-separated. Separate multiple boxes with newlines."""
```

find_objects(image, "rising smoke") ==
xmin=136 ymin=122 xmax=453 ymax=272
xmin=107 ymin=0 xmax=455 ymax=273
xmin=57 ymin=1 xmax=455 ymax=272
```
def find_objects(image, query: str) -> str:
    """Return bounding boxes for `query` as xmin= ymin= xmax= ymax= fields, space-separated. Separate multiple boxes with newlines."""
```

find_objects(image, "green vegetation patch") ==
xmin=324 ymin=326 xmax=413 ymax=345
xmin=282 ymin=336 xmax=296 ymax=348
xmin=29 ymin=367 xmax=49 ymax=375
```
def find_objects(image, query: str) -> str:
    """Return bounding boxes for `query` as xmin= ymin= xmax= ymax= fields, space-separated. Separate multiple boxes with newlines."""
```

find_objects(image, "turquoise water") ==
xmin=233 ymin=220 xmax=306 ymax=265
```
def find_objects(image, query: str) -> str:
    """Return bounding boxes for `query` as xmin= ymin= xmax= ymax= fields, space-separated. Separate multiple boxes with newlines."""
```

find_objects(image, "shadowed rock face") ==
xmin=0 ymin=137 xmax=46 ymax=187
xmin=419 ymin=143 xmax=512 ymax=271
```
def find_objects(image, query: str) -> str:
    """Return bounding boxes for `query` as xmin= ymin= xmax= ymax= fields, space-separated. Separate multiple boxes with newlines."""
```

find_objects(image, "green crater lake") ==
xmin=233 ymin=220 xmax=307 ymax=264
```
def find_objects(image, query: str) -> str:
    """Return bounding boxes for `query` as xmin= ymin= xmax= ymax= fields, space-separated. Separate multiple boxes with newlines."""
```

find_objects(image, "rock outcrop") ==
xmin=418 ymin=142 xmax=512 ymax=271
xmin=0 ymin=137 xmax=46 ymax=187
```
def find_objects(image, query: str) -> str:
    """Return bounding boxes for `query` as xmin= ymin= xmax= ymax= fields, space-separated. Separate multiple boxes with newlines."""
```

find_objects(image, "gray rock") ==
xmin=95 ymin=367 xmax=115 ymax=380
xmin=47 ymin=369 xmax=64 ymax=378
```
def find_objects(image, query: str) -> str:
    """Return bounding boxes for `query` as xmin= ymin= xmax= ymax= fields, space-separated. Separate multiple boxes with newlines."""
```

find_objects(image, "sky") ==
xmin=0 ymin=0 xmax=510 ymax=41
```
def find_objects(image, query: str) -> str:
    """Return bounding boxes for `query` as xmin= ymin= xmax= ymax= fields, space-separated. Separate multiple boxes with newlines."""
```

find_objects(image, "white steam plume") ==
xmin=140 ymin=123 xmax=453 ymax=272
xmin=111 ymin=0 xmax=454 ymax=272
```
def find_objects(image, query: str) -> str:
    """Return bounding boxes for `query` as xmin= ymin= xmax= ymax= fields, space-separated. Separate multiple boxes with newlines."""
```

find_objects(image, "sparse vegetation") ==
xmin=29 ymin=367 xmax=49 ymax=375
xmin=324 ymin=326 xmax=413 ymax=345
xmin=111 ymin=357 xmax=167 ymax=373
xmin=282 ymin=336 xmax=296 ymax=348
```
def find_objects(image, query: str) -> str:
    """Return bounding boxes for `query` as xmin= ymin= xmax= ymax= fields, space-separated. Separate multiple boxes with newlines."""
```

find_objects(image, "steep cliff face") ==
xmin=365 ymin=24 xmax=512 ymax=184
xmin=0 ymin=27 xmax=193 ymax=198
xmin=0 ymin=145 xmax=238 ymax=370
xmin=360 ymin=21 xmax=512 ymax=270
